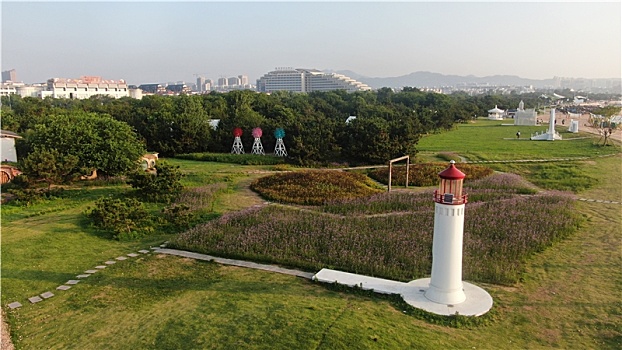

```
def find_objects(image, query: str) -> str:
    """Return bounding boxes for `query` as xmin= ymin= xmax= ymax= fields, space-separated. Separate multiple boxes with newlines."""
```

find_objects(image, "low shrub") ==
xmin=85 ymin=196 xmax=152 ymax=240
xmin=4 ymin=175 xmax=67 ymax=205
xmin=250 ymin=170 xmax=383 ymax=205
xmin=162 ymin=203 xmax=193 ymax=230
xmin=127 ymin=162 xmax=184 ymax=203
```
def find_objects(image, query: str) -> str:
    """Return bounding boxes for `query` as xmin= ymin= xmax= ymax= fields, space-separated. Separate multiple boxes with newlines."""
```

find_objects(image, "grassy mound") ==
xmin=368 ymin=162 xmax=494 ymax=187
xmin=250 ymin=170 xmax=383 ymax=205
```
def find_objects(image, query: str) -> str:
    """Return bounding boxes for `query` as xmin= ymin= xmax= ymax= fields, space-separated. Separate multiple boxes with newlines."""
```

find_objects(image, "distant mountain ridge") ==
xmin=325 ymin=70 xmax=614 ymax=90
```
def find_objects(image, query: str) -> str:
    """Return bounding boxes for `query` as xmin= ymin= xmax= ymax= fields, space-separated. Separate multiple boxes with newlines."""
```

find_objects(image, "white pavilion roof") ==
xmin=488 ymin=105 xmax=504 ymax=113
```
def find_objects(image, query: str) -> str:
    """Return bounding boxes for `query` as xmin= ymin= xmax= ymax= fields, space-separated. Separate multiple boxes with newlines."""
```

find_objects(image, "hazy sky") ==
xmin=1 ymin=1 xmax=620 ymax=85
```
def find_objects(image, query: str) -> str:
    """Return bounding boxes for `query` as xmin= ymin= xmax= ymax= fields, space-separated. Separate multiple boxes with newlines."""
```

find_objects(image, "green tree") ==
xmin=24 ymin=112 xmax=145 ymax=179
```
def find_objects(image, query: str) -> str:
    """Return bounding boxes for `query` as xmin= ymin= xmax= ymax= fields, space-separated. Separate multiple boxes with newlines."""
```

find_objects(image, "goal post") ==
xmin=388 ymin=155 xmax=410 ymax=192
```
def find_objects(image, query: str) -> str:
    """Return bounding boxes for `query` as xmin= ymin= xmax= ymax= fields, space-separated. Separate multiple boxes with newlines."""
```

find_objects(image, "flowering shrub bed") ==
xmin=463 ymin=172 xmax=539 ymax=202
xmin=322 ymin=191 xmax=431 ymax=216
xmin=173 ymin=205 xmax=434 ymax=280
xmin=463 ymin=192 xmax=580 ymax=284
xmin=322 ymin=173 xmax=538 ymax=215
xmin=250 ymin=171 xmax=383 ymax=205
xmin=171 ymin=182 xmax=582 ymax=285
xmin=368 ymin=163 xmax=494 ymax=187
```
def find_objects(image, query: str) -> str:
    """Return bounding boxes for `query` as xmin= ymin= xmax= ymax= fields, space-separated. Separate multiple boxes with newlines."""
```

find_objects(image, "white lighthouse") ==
xmin=401 ymin=160 xmax=493 ymax=316
xmin=313 ymin=160 xmax=492 ymax=316
xmin=425 ymin=160 xmax=468 ymax=304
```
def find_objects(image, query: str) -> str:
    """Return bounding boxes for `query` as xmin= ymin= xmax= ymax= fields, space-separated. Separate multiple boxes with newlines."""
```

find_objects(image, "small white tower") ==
xmin=530 ymin=108 xmax=562 ymax=140
xmin=425 ymin=160 xmax=468 ymax=304
xmin=273 ymin=128 xmax=287 ymax=157
xmin=251 ymin=127 xmax=265 ymax=155
xmin=231 ymin=127 xmax=245 ymax=154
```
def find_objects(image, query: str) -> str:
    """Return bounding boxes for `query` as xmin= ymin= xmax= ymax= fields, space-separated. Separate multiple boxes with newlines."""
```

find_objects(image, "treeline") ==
xmin=2 ymin=88 xmax=548 ymax=165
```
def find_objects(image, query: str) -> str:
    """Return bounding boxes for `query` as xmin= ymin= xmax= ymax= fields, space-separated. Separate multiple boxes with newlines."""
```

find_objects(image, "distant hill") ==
xmin=324 ymin=70 xmax=621 ymax=91
xmin=326 ymin=70 xmax=555 ymax=89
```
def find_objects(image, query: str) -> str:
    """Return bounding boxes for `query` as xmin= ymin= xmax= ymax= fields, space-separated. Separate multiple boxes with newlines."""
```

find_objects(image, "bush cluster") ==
xmin=84 ymin=161 xmax=226 ymax=240
xmin=250 ymin=171 xmax=383 ymax=205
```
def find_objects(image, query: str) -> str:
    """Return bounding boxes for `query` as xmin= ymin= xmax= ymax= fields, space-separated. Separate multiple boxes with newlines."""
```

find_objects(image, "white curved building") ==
xmin=256 ymin=68 xmax=371 ymax=93
xmin=47 ymin=76 xmax=128 ymax=99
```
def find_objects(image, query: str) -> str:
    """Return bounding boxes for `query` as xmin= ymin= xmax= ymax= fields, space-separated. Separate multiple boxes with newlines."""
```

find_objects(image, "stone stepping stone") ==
xmin=127 ymin=253 xmax=139 ymax=257
xmin=138 ymin=250 xmax=150 ymax=254
xmin=159 ymin=244 xmax=166 ymax=248
xmin=151 ymin=247 xmax=160 ymax=250
xmin=115 ymin=256 xmax=127 ymax=261
xmin=66 ymin=280 xmax=80 ymax=285
xmin=40 ymin=292 xmax=54 ymax=299
xmin=8 ymin=302 xmax=22 ymax=309
xmin=85 ymin=270 xmax=98 ymax=274
xmin=56 ymin=285 xmax=71 ymax=291
xmin=95 ymin=265 xmax=107 ymax=269
xmin=28 ymin=296 xmax=43 ymax=304
xmin=76 ymin=274 xmax=91 ymax=278
xmin=105 ymin=261 xmax=116 ymax=265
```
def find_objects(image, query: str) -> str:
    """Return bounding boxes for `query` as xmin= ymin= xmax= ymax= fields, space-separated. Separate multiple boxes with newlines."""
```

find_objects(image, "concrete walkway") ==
xmin=155 ymin=248 xmax=315 ymax=279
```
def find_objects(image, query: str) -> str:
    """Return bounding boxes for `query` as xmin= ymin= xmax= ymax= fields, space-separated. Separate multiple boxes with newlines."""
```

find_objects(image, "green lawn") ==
xmin=2 ymin=128 xmax=621 ymax=349
xmin=417 ymin=119 xmax=621 ymax=161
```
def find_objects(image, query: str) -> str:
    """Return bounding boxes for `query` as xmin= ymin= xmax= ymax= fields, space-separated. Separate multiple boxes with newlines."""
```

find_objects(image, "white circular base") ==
xmin=401 ymin=278 xmax=493 ymax=316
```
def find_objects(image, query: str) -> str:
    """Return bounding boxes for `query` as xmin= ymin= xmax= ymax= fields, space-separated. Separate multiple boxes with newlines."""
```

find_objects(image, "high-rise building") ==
xmin=228 ymin=76 xmax=241 ymax=86
xmin=217 ymin=77 xmax=228 ymax=87
xmin=2 ymin=69 xmax=16 ymax=82
xmin=256 ymin=68 xmax=371 ymax=93
xmin=238 ymin=75 xmax=249 ymax=86
xmin=196 ymin=76 xmax=206 ymax=92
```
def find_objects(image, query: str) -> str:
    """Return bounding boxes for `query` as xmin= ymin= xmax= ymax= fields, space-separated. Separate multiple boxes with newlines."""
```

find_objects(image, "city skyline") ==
xmin=1 ymin=1 xmax=620 ymax=85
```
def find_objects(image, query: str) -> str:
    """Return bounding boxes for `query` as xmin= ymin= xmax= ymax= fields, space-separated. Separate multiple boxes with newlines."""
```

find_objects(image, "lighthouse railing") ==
xmin=433 ymin=190 xmax=468 ymax=205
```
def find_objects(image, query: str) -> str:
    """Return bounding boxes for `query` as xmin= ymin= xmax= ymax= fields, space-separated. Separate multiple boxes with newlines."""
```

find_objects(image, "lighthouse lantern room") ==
xmin=435 ymin=160 xmax=467 ymax=205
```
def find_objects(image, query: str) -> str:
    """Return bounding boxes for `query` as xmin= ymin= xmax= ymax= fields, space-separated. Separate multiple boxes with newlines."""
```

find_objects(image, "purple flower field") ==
xmin=175 ymin=183 xmax=227 ymax=211
xmin=171 ymin=173 xmax=582 ymax=285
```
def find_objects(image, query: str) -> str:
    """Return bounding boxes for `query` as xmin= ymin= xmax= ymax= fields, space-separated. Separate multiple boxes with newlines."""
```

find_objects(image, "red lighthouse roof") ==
xmin=438 ymin=160 xmax=465 ymax=180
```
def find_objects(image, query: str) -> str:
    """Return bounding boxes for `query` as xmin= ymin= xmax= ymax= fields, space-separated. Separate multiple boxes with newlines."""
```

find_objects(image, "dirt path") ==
xmin=1 ymin=309 xmax=14 ymax=350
